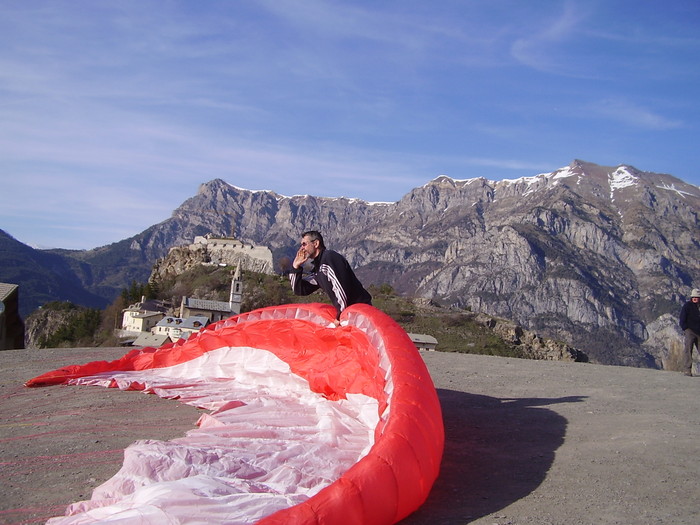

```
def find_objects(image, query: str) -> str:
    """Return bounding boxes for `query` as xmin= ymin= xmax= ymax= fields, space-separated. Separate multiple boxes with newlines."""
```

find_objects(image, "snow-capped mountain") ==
xmin=5 ymin=159 xmax=699 ymax=367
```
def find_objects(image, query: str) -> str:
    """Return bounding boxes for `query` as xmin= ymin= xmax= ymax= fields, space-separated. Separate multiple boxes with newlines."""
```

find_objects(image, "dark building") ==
xmin=0 ymin=283 xmax=25 ymax=350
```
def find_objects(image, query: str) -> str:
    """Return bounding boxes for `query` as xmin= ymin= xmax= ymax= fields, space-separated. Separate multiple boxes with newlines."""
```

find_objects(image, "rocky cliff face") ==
xmin=374 ymin=162 xmax=699 ymax=367
xmin=24 ymin=305 xmax=86 ymax=349
xmin=74 ymin=160 xmax=700 ymax=367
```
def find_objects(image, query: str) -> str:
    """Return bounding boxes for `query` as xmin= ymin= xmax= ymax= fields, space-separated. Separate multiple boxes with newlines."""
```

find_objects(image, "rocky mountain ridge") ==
xmin=132 ymin=160 xmax=699 ymax=367
xmin=4 ymin=159 xmax=698 ymax=367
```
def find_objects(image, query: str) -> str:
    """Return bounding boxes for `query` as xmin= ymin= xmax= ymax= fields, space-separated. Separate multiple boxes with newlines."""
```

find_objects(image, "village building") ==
xmin=0 ymin=282 xmax=25 ymax=350
xmin=122 ymin=266 xmax=244 ymax=347
xmin=132 ymin=332 xmax=170 ymax=348
xmin=133 ymin=315 xmax=211 ymax=347
xmin=179 ymin=297 xmax=237 ymax=323
xmin=179 ymin=265 xmax=243 ymax=322
xmin=153 ymin=315 xmax=209 ymax=339
xmin=408 ymin=333 xmax=439 ymax=351
xmin=120 ymin=298 xmax=169 ymax=336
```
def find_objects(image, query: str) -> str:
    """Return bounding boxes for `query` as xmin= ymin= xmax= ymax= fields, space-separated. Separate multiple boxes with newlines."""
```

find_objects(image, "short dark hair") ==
xmin=302 ymin=230 xmax=325 ymax=249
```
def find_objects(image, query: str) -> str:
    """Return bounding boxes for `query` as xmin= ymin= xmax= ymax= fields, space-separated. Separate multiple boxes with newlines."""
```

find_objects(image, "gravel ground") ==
xmin=405 ymin=351 xmax=700 ymax=525
xmin=1 ymin=347 xmax=699 ymax=525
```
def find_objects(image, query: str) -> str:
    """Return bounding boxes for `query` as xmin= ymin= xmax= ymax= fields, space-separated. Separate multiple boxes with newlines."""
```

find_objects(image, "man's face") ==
xmin=300 ymin=236 xmax=321 ymax=259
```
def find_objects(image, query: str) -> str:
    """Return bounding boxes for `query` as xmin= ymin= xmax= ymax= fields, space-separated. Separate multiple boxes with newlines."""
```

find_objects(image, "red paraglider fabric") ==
xmin=26 ymin=303 xmax=444 ymax=524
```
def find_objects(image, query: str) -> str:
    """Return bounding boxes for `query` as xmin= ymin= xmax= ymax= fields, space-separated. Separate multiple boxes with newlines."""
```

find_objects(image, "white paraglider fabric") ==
xmin=46 ymin=345 xmax=379 ymax=525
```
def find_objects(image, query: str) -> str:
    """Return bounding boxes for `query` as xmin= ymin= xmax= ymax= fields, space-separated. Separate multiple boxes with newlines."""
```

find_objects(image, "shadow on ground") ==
xmin=399 ymin=389 xmax=585 ymax=524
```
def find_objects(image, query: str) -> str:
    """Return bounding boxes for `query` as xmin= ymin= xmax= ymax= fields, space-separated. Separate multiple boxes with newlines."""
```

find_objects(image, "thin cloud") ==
xmin=464 ymin=157 xmax=554 ymax=173
xmin=511 ymin=2 xmax=584 ymax=69
xmin=590 ymin=99 xmax=683 ymax=130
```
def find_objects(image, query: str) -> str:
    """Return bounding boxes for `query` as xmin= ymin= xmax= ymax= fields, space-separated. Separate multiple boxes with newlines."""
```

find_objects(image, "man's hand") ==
xmin=292 ymin=247 xmax=308 ymax=269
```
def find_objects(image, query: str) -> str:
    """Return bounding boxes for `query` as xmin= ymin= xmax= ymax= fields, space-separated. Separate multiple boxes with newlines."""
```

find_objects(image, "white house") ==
xmin=120 ymin=298 xmax=168 ymax=335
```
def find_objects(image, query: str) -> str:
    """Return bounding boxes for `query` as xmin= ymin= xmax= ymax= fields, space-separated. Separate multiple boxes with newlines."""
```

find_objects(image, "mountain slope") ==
xmin=0 ymin=230 xmax=109 ymax=317
xmin=136 ymin=160 xmax=696 ymax=367
xmin=4 ymin=160 xmax=699 ymax=367
xmin=395 ymin=161 xmax=699 ymax=366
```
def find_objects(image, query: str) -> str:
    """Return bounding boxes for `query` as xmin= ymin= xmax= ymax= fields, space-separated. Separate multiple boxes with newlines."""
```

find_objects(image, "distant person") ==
xmin=289 ymin=230 xmax=372 ymax=323
xmin=678 ymin=288 xmax=700 ymax=376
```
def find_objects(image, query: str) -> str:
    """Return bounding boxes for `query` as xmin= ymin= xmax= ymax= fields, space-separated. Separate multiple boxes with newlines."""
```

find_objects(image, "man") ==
xmin=679 ymin=288 xmax=700 ymax=376
xmin=289 ymin=230 xmax=372 ymax=322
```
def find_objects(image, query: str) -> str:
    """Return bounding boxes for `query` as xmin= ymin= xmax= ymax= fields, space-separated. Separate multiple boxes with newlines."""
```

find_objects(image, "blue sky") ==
xmin=1 ymin=1 xmax=698 ymax=250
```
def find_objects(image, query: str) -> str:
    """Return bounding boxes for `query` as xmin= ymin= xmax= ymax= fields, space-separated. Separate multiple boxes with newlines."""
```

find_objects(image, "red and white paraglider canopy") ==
xmin=27 ymin=303 xmax=444 ymax=525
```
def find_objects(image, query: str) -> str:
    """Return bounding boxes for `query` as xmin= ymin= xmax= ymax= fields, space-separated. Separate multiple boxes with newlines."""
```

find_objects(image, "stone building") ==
xmin=179 ymin=265 xmax=244 ymax=322
xmin=192 ymin=234 xmax=274 ymax=274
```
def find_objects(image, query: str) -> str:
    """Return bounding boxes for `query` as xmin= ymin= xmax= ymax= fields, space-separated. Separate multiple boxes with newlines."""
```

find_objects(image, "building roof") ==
xmin=156 ymin=316 xmax=210 ymax=330
xmin=133 ymin=333 xmax=171 ymax=348
xmin=130 ymin=311 xmax=164 ymax=319
xmin=123 ymin=299 xmax=169 ymax=314
xmin=183 ymin=297 xmax=234 ymax=313
xmin=0 ymin=283 xmax=18 ymax=302
xmin=408 ymin=333 xmax=438 ymax=345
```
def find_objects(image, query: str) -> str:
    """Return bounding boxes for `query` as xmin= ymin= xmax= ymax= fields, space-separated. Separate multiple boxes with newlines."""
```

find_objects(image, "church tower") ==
xmin=229 ymin=265 xmax=243 ymax=314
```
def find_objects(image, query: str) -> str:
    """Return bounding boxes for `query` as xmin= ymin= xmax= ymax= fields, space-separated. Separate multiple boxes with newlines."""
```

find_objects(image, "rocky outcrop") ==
xmin=150 ymin=235 xmax=274 ymax=283
xmin=150 ymin=244 xmax=210 ymax=281
xmin=24 ymin=304 xmax=88 ymax=349
xmin=472 ymin=313 xmax=587 ymax=362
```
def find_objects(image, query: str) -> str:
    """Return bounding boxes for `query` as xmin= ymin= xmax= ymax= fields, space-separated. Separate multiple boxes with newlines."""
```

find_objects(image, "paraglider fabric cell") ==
xmin=26 ymin=303 xmax=444 ymax=524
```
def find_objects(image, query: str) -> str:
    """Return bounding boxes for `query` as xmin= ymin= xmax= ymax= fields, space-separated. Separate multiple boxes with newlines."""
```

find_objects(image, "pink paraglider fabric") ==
xmin=26 ymin=303 xmax=444 ymax=524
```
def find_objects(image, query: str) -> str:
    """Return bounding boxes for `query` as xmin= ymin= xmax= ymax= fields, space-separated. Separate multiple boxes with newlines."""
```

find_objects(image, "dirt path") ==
xmin=1 ymin=347 xmax=698 ymax=524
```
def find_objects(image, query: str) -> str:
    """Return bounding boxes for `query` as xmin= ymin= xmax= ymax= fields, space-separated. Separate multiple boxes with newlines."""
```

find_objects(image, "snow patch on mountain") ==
xmin=609 ymin=167 xmax=638 ymax=201
xmin=656 ymin=182 xmax=695 ymax=199
xmin=552 ymin=166 xmax=579 ymax=181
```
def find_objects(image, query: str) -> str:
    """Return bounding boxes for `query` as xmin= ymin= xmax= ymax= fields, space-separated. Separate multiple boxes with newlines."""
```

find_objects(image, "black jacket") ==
xmin=290 ymin=248 xmax=371 ymax=318
xmin=679 ymin=300 xmax=700 ymax=333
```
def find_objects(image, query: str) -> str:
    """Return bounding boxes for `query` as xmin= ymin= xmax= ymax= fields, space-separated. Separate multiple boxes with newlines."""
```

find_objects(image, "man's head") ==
xmin=300 ymin=230 xmax=325 ymax=259
xmin=691 ymin=288 xmax=700 ymax=302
